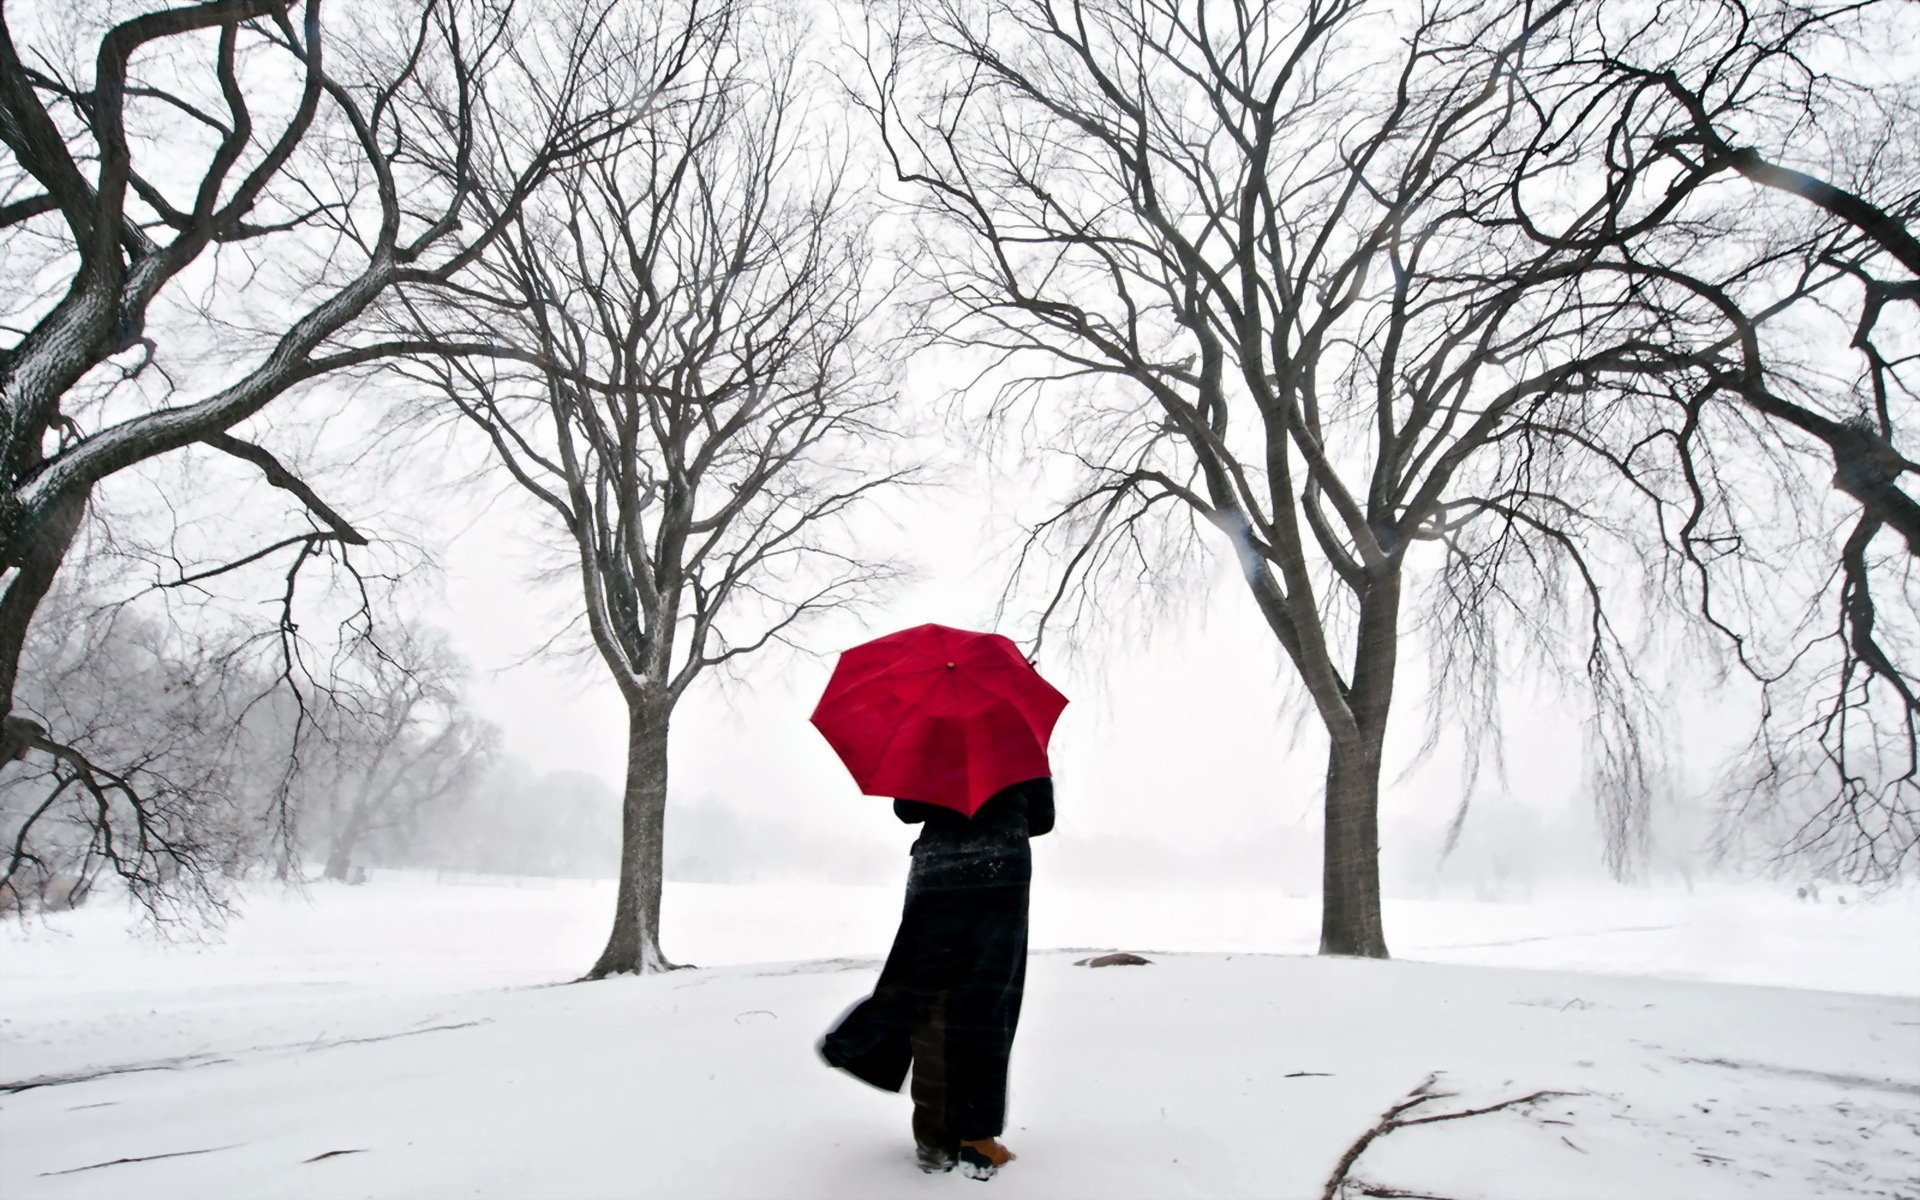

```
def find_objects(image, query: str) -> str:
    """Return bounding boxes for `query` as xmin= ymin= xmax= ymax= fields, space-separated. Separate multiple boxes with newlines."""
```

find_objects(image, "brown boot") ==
xmin=957 ymin=1138 xmax=1015 ymax=1180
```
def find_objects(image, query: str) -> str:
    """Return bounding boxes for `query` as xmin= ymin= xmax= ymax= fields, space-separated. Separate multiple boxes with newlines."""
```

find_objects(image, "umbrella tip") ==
xmin=946 ymin=662 xmax=956 ymax=669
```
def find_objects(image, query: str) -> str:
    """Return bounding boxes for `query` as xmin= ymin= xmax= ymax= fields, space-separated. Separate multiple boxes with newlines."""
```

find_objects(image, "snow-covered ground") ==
xmin=2 ymin=876 xmax=1916 ymax=1199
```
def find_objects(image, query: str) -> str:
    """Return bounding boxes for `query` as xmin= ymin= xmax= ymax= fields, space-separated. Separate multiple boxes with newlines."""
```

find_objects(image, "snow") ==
xmin=2 ymin=877 xmax=1917 ymax=1199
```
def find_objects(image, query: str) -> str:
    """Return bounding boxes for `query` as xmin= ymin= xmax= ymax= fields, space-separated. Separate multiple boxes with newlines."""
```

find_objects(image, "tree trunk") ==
xmin=585 ymin=692 xmax=675 ymax=978
xmin=1318 ymin=735 xmax=1389 ymax=957
xmin=323 ymin=745 xmax=407 ymax=883
xmin=1317 ymin=571 xmax=1401 ymax=959
xmin=0 ymin=486 xmax=86 ymax=729
xmin=322 ymin=811 xmax=366 ymax=881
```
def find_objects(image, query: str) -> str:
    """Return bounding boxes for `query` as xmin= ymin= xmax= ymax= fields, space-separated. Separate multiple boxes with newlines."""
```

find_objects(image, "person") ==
xmin=818 ymin=776 xmax=1054 ymax=1180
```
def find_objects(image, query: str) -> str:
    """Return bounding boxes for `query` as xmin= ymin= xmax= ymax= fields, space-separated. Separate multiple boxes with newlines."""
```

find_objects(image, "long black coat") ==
xmin=819 ymin=778 xmax=1053 ymax=1143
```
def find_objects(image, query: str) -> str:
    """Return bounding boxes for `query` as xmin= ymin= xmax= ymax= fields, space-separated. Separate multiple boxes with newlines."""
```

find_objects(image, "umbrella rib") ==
xmin=825 ymin=653 xmax=944 ymax=700
xmin=961 ymin=662 xmax=1065 ymax=731
xmin=859 ymin=667 xmax=959 ymax=800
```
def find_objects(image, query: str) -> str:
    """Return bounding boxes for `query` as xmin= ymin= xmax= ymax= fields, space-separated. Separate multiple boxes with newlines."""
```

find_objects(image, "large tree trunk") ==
xmin=1317 ymin=571 xmax=1401 ymax=959
xmin=1318 ymin=734 xmax=1389 ymax=957
xmin=322 ymin=749 xmax=405 ymax=883
xmin=322 ymin=809 xmax=367 ymax=881
xmin=586 ymin=692 xmax=675 ymax=978
xmin=321 ymin=846 xmax=353 ymax=881
xmin=0 ymin=486 xmax=86 ymax=729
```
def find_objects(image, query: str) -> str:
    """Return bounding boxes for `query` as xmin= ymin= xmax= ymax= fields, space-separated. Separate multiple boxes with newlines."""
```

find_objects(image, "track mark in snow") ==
xmin=1 ymin=1019 xmax=492 ymax=1093
xmin=1511 ymin=996 xmax=1595 ymax=1012
xmin=3 ymin=1053 xmax=233 ymax=1094
xmin=41 ymin=1144 xmax=242 ymax=1176
xmin=1418 ymin=924 xmax=1679 ymax=951
xmin=748 ymin=957 xmax=882 ymax=977
xmin=317 ymin=1019 xmax=492 ymax=1050
xmin=1674 ymin=1055 xmax=1920 ymax=1098
xmin=304 ymin=1149 xmax=368 ymax=1163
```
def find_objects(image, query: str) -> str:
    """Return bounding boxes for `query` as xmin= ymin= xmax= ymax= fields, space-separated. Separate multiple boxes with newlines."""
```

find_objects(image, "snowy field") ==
xmin=2 ymin=876 xmax=1917 ymax=1199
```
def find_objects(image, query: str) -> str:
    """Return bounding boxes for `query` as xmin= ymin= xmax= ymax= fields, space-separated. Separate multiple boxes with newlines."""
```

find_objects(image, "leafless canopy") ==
xmin=1 ymin=0 xmax=636 ymax=906
xmin=858 ymin=0 xmax=1761 ymax=952
xmin=859 ymin=0 xmax=1919 ymax=944
xmin=0 ymin=592 xmax=254 ymax=921
xmin=1507 ymin=0 xmax=1920 ymax=881
xmin=390 ymin=2 xmax=911 ymax=974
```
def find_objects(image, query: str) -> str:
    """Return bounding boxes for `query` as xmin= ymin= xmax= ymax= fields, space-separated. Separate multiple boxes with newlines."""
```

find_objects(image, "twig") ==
xmin=42 ymin=1145 xmax=241 ymax=1176
xmin=1321 ymin=1073 xmax=1577 ymax=1200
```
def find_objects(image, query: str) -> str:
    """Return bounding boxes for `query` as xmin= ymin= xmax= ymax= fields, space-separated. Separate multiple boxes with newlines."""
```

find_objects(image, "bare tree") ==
xmin=857 ymin=0 xmax=1745 ymax=956
xmin=1509 ymin=0 xmax=1920 ymax=879
xmin=0 ymin=578 xmax=261 ymax=920
xmin=0 ymin=0 xmax=634 ymax=899
xmin=1639 ymin=3 xmax=1916 ymax=883
xmin=392 ymin=5 xmax=910 ymax=975
xmin=0 ymin=557 xmax=493 ymax=913
xmin=308 ymin=624 xmax=492 ymax=882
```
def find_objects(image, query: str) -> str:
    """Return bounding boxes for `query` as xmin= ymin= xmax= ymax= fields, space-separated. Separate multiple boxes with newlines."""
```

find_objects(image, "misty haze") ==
xmin=2 ymin=1 xmax=1916 ymax=1197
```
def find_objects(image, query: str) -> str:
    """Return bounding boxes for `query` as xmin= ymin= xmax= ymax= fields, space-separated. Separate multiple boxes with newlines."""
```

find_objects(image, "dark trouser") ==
xmin=910 ymin=994 xmax=952 ymax=1150
xmin=822 ymin=840 xmax=1031 ymax=1144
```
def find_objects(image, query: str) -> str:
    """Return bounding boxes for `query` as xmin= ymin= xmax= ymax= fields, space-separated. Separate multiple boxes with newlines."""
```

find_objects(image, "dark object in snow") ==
xmin=820 ymin=779 xmax=1052 ymax=1150
xmin=303 ymin=1149 xmax=368 ymax=1164
xmin=1075 ymin=952 xmax=1151 ymax=967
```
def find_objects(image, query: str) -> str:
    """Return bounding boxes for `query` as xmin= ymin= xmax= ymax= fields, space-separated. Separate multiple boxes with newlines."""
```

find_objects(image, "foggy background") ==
xmin=399 ymin=402 xmax=1736 ymax=897
xmin=0 ymin=0 xmax=1816 ymax=914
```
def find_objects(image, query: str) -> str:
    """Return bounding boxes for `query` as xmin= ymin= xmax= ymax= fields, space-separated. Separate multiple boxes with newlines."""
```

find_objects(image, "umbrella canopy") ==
xmin=810 ymin=624 xmax=1069 ymax=817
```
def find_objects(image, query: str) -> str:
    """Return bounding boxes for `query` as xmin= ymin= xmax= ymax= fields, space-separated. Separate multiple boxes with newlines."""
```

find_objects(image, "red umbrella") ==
xmin=810 ymin=624 xmax=1069 ymax=817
